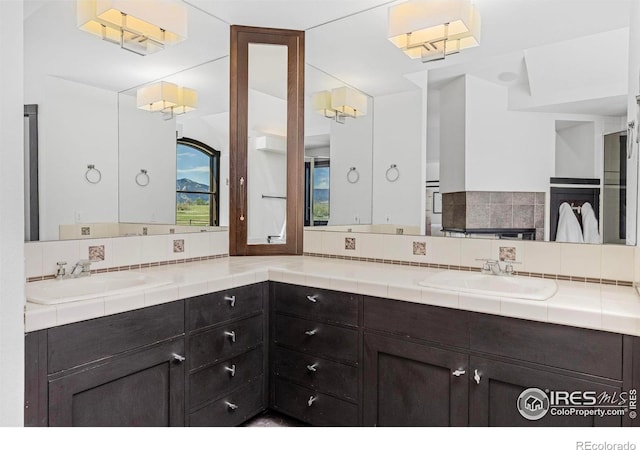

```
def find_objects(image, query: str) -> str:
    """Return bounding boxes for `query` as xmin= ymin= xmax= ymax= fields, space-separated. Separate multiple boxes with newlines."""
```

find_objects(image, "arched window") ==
xmin=176 ymin=138 xmax=220 ymax=226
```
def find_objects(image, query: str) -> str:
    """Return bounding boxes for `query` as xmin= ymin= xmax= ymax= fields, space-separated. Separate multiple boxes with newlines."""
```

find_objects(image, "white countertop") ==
xmin=24 ymin=255 xmax=640 ymax=337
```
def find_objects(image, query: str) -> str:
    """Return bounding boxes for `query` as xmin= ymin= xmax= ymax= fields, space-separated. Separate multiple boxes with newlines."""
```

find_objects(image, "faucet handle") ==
xmin=55 ymin=261 xmax=67 ymax=278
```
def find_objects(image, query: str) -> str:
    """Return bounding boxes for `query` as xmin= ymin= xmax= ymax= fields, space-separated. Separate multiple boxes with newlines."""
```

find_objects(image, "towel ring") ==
xmin=385 ymin=164 xmax=400 ymax=182
xmin=347 ymin=167 xmax=360 ymax=184
xmin=135 ymin=169 xmax=150 ymax=187
xmin=85 ymin=164 xmax=102 ymax=184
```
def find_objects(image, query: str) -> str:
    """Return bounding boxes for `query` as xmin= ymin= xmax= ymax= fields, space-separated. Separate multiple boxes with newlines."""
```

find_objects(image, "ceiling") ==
xmin=24 ymin=0 xmax=634 ymax=111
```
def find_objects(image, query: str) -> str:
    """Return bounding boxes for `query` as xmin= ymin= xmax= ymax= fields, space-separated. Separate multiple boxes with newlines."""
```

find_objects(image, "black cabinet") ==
xmin=48 ymin=338 xmax=185 ymax=427
xmin=270 ymin=282 xmax=361 ymax=426
xmin=186 ymin=283 xmax=267 ymax=426
xmin=469 ymin=356 xmax=622 ymax=427
xmin=363 ymin=332 xmax=468 ymax=426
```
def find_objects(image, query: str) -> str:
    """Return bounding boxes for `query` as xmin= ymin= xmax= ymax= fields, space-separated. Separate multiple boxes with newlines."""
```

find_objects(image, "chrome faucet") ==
xmin=55 ymin=260 xmax=92 ymax=280
xmin=476 ymin=259 xmax=517 ymax=276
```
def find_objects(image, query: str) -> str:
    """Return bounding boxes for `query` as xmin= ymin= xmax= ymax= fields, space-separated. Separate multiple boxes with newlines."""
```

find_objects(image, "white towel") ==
xmin=581 ymin=202 xmax=601 ymax=244
xmin=556 ymin=202 xmax=584 ymax=243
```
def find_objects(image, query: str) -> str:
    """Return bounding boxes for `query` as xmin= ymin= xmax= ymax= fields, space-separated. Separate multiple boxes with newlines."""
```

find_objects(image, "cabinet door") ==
xmin=469 ymin=356 xmax=623 ymax=427
xmin=363 ymin=333 xmax=468 ymax=426
xmin=49 ymin=339 xmax=185 ymax=427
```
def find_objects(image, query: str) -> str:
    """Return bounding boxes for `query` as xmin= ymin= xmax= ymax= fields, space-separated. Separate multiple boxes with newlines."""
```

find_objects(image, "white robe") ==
xmin=581 ymin=202 xmax=601 ymax=244
xmin=555 ymin=202 xmax=584 ymax=243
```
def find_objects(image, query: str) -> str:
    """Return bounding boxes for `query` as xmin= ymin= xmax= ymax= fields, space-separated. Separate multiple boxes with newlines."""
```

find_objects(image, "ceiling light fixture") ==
xmin=136 ymin=81 xmax=197 ymax=119
xmin=77 ymin=0 xmax=188 ymax=56
xmin=312 ymin=87 xmax=367 ymax=124
xmin=388 ymin=0 xmax=481 ymax=63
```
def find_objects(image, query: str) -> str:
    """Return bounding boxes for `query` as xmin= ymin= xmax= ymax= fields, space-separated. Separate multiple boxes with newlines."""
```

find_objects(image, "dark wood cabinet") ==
xmin=25 ymin=282 xmax=640 ymax=428
xmin=469 ymin=356 xmax=623 ymax=427
xmin=363 ymin=332 xmax=468 ymax=426
xmin=48 ymin=338 xmax=185 ymax=427
xmin=270 ymin=283 xmax=362 ymax=426
xmin=185 ymin=283 xmax=267 ymax=426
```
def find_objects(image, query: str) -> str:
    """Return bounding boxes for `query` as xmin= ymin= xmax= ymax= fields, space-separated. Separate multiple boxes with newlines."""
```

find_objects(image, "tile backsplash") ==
xmin=25 ymin=231 xmax=229 ymax=280
xmin=303 ymin=229 xmax=636 ymax=285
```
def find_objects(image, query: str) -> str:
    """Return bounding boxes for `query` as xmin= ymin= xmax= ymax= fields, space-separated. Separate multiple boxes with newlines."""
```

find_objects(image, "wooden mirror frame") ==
xmin=229 ymin=25 xmax=305 ymax=256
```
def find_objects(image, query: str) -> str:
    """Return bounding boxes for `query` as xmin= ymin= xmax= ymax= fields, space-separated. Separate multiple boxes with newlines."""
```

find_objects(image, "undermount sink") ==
xmin=27 ymin=272 xmax=172 ymax=305
xmin=418 ymin=270 xmax=557 ymax=301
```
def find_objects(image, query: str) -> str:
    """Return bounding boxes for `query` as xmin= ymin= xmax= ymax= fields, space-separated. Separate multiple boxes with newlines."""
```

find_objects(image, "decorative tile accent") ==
xmin=396 ymin=228 xmax=404 ymax=235
xmin=344 ymin=237 xmax=356 ymax=251
xmin=81 ymin=227 xmax=91 ymax=236
xmin=88 ymin=245 xmax=105 ymax=261
xmin=169 ymin=228 xmax=175 ymax=234
xmin=499 ymin=246 xmax=516 ymax=261
xmin=173 ymin=239 xmax=185 ymax=253
xmin=413 ymin=241 xmax=427 ymax=256
xmin=142 ymin=227 xmax=148 ymax=236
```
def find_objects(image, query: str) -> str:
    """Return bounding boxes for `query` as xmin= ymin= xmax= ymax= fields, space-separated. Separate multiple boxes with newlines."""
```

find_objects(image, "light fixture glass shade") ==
xmin=77 ymin=0 xmax=187 ymax=55
xmin=173 ymin=87 xmax=198 ymax=115
xmin=388 ymin=0 xmax=480 ymax=61
xmin=331 ymin=87 xmax=367 ymax=118
xmin=312 ymin=91 xmax=337 ymax=118
xmin=136 ymin=81 xmax=179 ymax=112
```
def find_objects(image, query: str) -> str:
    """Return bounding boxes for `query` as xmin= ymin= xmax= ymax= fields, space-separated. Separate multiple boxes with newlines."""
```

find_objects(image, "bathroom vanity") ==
xmin=23 ymin=257 xmax=640 ymax=427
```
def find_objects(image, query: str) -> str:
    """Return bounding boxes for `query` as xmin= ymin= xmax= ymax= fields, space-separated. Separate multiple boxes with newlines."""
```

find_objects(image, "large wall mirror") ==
xmin=24 ymin=0 xmax=639 ymax=251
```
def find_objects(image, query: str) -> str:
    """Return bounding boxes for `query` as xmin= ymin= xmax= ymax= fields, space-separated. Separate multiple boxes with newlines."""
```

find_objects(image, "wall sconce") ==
xmin=77 ymin=0 xmax=188 ymax=56
xmin=312 ymin=86 xmax=367 ymax=124
xmin=136 ymin=82 xmax=197 ymax=118
xmin=388 ymin=0 xmax=480 ymax=63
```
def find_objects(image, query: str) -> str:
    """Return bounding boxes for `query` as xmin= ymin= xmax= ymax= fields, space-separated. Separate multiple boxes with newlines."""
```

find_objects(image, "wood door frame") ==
xmin=229 ymin=25 xmax=305 ymax=256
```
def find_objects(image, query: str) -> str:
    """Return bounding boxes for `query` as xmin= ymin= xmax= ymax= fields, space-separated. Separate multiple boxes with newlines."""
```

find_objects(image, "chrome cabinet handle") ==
xmin=306 ymin=363 xmax=318 ymax=372
xmin=224 ymin=331 xmax=236 ymax=343
xmin=224 ymin=295 xmax=236 ymax=307
xmin=304 ymin=329 xmax=317 ymax=336
xmin=172 ymin=354 xmax=186 ymax=363
xmin=474 ymin=369 xmax=481 ymax=385
xmin=452 ymin=369 xmax=466 ymax=377
xmin=225 ymin=401 xmax=238 ymax=410
xmin=225 ymin=364 xmax=236 ymax=377
xmin=307 ymin=395 xmax=318 ymax=407
xmin=306 ymin=295 xmax=318 ymax=303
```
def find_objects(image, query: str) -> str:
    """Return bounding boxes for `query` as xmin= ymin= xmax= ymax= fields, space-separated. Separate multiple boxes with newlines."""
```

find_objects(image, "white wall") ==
xmin=329 ymin=97 xmax=374 ymax=225
xmin=439 ymin=77 xmax=466 ymax=194
xmin=372 ymin=90 xmax=422 ymax=226
xmin=119 ymin=95 xmax=176 ymax=224
xmin=555 ymin=122 xmax=596 ymax=178
xmin=465 ymin=75 xmax=555 ymax=192
xmin=0 ymin=0 xmax=24 ymax=426
xmin=38 ymin=77 xmax=119 ymax=240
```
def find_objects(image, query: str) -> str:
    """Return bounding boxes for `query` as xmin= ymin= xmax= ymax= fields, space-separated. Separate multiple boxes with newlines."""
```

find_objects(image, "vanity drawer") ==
xmin=274 ymin=314 xmax=358 ymax=363
xmin=188 ymin=284 xmax=263 ymax=331
xmin=273 ymin=283 xmax=359 ymax=326
xmin=189 ymin=377 xmax=264 ymax=427
xmin=469 ymin=313 xmax=623 ymax=380
xmin=273 ymin=379 xmax=358 ymax=426
xmin=189 ymin=347 xmax=264 ymax=409
xmin=48 ymin=301 xmax=184 ymax=374
xmin=274 ymin=347 xmax=358 ymax=401
xmin=363 ymin=296 xmax=469 ymax=349
xmin=189 ymin=315 xmax=263 ymax=370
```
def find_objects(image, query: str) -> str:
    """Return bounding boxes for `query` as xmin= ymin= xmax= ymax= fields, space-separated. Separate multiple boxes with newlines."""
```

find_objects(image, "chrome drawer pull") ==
xmin=225 ymin=401 xmax=238 ymax=411
xmin=172 ymin=354 xmax=186 ymax=363
xmin=307 ymin=395 xmax=318 ymax=407
xmin=474 ymin=369 xmax=481 ymax=385
xmin=224 ymin=295 xmax=236 ymax=307
xmin=452 ymin=369 xmax=466 ymax=377
xmin=306 ymin=363 xmax=318 ymax=372
xmin=224 ymin=331 xmax=236 ymax=343
xmin=225 ymin=364 xmax=236 ymax=377
xmin=304 ymin=329 xmax=318 ymax=336
xmin=306 ymin=295 xmax=318 ymax=303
